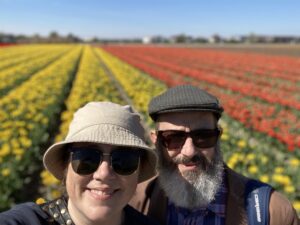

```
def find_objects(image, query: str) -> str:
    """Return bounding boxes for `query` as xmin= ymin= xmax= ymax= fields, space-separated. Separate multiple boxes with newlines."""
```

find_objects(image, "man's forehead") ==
xmin=155 ymin=111 xmax=216 ymax=128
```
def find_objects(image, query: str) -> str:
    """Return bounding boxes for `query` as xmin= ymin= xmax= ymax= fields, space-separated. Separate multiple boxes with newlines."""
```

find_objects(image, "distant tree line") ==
xmin=0 ymin=31 xmax=82 ymax=44
xmin=1 ymin=31 xmax=300 ymax=44
xmin=143 ymin=33 xmax=300 ymax=44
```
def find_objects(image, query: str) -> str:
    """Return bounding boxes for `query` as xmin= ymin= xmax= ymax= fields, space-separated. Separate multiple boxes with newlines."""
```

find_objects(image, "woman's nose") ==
xmin=92 ymin=157 xmax=116 ymax=181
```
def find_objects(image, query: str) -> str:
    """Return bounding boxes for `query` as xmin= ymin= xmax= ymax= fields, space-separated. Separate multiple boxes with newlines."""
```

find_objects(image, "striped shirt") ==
xmin=167 ymin=173 xmax=227 ymax=225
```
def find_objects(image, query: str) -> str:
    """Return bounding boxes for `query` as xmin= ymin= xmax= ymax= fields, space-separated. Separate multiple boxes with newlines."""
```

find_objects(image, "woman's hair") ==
xmin=60 ymin=144 xmax=71 ymax=198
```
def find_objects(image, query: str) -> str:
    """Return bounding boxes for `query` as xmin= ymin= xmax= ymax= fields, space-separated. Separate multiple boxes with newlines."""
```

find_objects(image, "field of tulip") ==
xmin=0 ymin=43 xmax=16 ymax=48
xmin=0 ymin=44 xmax=299 ymax=214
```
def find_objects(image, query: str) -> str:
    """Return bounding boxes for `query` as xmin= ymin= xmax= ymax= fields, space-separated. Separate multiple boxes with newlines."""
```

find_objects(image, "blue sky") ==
xmin=0 ymin=0 xmax=299 ymax=39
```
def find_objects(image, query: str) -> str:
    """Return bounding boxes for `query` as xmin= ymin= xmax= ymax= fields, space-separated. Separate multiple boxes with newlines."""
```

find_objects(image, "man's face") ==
xmin=152 ymin=111 xmax=224 ymax=209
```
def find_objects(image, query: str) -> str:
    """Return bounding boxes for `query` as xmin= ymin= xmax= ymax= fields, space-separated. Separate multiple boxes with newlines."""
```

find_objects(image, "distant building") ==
xmin=208 ymin=34 xmax=222 ymax=43
xmin=226 ymin=36 xmax=243 ymax=43
xmin=193 ymin=37 xmax=208 ymax=43
xmin=142 ymin=35 xmax=168 ymax=44
xmin=242 ymin=34 xmax=300 ymax=44
xmin=142 ymin=36 xmax=152 ymax=44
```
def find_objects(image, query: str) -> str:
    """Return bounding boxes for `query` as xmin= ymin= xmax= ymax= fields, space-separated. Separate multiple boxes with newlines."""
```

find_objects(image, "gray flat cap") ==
xmin=148 ymin=85 xmax=223 ymax=121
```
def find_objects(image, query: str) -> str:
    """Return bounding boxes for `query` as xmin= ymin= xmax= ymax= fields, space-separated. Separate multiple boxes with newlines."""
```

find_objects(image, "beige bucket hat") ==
xmin=43 ymin=101 xmax=157 ymax=183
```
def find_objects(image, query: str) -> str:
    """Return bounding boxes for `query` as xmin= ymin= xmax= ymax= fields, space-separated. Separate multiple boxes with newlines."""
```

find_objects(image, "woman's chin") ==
xmin=83 ymin=204 xmax=122 ymax=223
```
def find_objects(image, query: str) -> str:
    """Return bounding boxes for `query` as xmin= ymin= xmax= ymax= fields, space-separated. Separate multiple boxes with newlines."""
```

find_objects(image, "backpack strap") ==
xmin=245 ymin=179 xmax=273 ymax=225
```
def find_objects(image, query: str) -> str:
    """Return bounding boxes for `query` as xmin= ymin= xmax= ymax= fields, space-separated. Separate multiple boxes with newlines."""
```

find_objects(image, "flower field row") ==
xmin=102 ymin=46 xmax=300 ymax=151
xmin=0 ymin=45 xmax=82 ymax=210
xmin=105 ymin=46 xmax=300 ymax=81
xmin=95 ymin=48 xmax=166 ymax=126
xmin=0 ymin=43 xmax=16 ymax=48
xmin=128 ymin=55 xmax=300 ymax=108
xmin=0 ymin=45 xmax=68 ymax=71
xmin=0 ymin=45 xmax=74 ymax=96
xmin=0 ymin=45 xmax=38 ymax=61
xmin=102 ymin=46 xmax=300 ymax=108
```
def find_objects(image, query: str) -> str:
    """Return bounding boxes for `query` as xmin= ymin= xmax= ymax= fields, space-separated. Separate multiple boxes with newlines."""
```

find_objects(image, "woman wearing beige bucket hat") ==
xmin=0 ymin=102 xmax=160 ymax=225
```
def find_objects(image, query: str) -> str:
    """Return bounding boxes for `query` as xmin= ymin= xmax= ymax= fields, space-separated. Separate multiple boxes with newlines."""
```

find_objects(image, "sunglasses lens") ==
xmin=160 ymin=131 xmax=187 ymax=150
xmin=158 ymin=129 xmax=220 ymax=150
xmin=111 ymin=150 xmax=140 ymax=175
xmin=192 ymin=129 xmax=220 ymax=148
xmin=70 ymin=148 xmax=141 ymax=176
xmin=71 ymin=149 xmax=101 ymax=175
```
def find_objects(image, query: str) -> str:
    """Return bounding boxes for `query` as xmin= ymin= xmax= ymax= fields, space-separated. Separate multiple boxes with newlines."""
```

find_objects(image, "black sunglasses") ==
xmin=157 ymin=128 xmax=221 ymax=150
xmin=69 ymin=147 xmax=142 ymax=176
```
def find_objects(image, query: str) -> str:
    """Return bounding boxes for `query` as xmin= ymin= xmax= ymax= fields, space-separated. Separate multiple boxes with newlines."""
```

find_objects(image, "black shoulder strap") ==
xmin=245 ymin=179 xmax=273 ymax=225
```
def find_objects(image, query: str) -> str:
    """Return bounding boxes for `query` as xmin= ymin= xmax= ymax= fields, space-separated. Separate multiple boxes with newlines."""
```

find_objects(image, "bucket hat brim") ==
xmin=43 ymin=124 xmax=157 ymax=183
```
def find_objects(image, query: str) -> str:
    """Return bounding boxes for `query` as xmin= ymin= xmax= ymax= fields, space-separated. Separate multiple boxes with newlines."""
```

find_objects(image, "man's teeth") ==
xmin=91 ymin=189 xmax=115 ymax=196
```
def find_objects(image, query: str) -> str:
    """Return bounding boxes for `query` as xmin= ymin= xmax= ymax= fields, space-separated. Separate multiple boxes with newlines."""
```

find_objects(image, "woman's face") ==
xmin=65 ymin=143 xmax=139 ymax=225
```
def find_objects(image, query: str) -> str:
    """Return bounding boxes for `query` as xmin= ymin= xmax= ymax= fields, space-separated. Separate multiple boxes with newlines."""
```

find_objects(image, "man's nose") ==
xmin=180 ymin=137 xmax=197 ymax=157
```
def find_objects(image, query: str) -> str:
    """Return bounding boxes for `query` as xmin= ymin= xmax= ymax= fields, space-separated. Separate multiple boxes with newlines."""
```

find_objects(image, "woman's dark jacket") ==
xmin=0 ymin=197 xmax=160 ymax=225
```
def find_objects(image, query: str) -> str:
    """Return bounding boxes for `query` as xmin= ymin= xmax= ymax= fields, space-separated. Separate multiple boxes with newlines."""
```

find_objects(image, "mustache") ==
xmin=172 ymin=154 xmax=207 ymax=165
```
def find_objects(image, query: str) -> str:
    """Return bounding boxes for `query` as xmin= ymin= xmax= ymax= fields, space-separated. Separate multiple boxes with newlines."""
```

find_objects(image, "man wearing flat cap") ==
xmin=130 ymin=85 xmax=299 ymax=225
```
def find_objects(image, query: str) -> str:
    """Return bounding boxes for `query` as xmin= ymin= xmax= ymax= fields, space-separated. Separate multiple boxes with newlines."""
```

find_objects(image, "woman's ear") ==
xmin=150 ymin=130 xmax=157 ymax=144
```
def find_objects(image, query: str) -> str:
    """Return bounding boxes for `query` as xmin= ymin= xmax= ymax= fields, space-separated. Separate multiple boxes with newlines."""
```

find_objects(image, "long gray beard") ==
xmin=157 ymin=142 xmax=224 ymax=209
